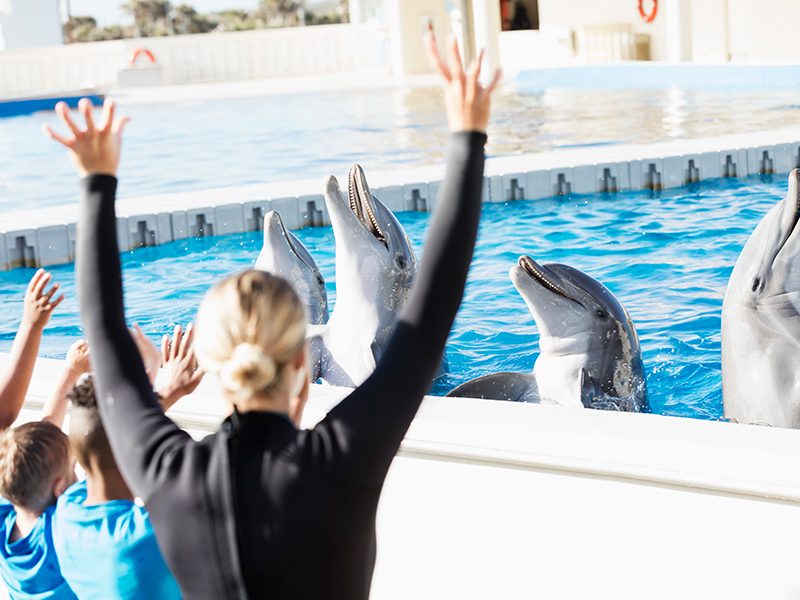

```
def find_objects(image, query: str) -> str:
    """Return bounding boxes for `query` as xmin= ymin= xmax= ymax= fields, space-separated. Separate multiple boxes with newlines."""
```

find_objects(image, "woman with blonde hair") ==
xmin=46 ymin=36 xmax=500 ymax=600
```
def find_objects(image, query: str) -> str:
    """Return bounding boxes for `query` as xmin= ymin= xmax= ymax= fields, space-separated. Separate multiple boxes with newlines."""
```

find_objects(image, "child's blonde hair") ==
xmin=0 ymin=422 xmax=71 ymax=510
xmin=194 ymin=270 xmax=307 ymax=400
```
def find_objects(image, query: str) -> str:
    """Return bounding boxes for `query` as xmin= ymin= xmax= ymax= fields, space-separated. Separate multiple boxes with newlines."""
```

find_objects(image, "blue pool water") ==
xmin=5 ymin=85 xmax=800 ymax=210
xmin=0 ymin=174 xmax=788 ymax=420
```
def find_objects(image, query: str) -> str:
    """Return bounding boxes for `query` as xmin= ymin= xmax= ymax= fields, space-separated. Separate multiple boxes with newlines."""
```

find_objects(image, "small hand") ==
xmin=22 ymin=269 xmax=65 ymax=330
xmin=42 ymin=98 xmax=130 ymax=177
xmin=130 ymin=323 xmax=161 ymax=386
xmin=158 ymin=324 xmax=205 ymax=409
xmin=65 ymin=340 xmax=91 ymax=377
xmin=424 ymin=34 xmax=501 ymax=134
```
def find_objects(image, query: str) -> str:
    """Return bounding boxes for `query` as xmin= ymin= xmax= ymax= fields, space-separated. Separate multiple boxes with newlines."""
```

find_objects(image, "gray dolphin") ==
xmin=447 ymin=256 xmax=648 ymax=412
xmin=722 ymin=170 xmax=800 ymax=428
xmin=308 ymin=164 xmax=419 ymax=387
xmin=255 ymin=210 xmax=329 ymax=325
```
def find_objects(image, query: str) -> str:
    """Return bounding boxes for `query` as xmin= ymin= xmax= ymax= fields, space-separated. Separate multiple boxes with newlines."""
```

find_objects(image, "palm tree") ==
xmin=259 ymin=0 xmax=305 ymax=27
xmin=122 ymin=0 xmax=173 ymax=37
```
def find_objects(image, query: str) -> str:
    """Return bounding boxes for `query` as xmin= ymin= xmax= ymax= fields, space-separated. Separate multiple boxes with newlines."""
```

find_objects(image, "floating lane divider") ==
xmin=4 ymin=127 xmax=800 ymax=271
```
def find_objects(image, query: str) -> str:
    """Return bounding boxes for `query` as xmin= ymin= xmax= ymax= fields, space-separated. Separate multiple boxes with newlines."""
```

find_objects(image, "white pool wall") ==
xmin=4 ymin=125 xmax=800 ymax=271
xmin=5 ymin=352 xmax=800 ymax=598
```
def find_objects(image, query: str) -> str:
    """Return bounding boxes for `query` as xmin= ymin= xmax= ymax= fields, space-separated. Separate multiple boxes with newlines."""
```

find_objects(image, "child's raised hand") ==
xmin=65 ymin=340 xmax=91 ymax=376
xmin=43 ymin=98 xmax=129 ymax=177
xmin=424 ymin=34 xmax=501 ymax=134
xmin=22 ymin=269 xmax=65 ymax=330
xmin=158 ymin=324 xmax=205 ymax=410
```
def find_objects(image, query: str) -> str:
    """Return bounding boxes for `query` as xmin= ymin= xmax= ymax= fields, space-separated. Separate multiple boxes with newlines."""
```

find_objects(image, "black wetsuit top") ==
xmin=77 ymin=131 xmax=487 ymax=600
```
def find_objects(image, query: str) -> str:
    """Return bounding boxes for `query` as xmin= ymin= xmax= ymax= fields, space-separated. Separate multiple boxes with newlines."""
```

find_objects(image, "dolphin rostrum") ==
xmin=308 ymin=164 xmax=419 ymax=387
xmin=447 ymin=256 xmax=648 ymax=412
xmin=722 ymin=170 xmax=800 ymax=428
xmin=255 ymin=210 xmax=329 ymax=325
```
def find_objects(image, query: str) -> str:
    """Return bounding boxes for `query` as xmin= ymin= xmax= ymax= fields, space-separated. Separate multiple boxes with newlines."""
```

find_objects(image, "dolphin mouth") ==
xmin=518 ymin=256 xmax=577 ymax=303
xmin=348 ymin=164 xmax=387 ymax=248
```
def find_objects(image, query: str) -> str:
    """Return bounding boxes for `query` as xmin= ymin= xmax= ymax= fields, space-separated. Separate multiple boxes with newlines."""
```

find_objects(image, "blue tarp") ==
xmin=0 ymin=94 xmax=104 ymax=118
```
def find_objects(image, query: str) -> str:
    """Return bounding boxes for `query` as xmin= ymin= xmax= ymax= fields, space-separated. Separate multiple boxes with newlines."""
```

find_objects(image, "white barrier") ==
xmin=6 ymin=353 xmax=800 ymax=599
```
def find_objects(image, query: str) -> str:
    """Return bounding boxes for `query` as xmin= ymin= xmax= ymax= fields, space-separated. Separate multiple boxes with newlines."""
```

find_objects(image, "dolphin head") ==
xmin=722 ymin=170 xmax=800 ymax=426
xmin=254 ymin=210 xmax=329 ymax=325
xmin=323 ymin=165 xmax=417 ymax=322
xmin=511 ymin=256 xmax=647 ymax=411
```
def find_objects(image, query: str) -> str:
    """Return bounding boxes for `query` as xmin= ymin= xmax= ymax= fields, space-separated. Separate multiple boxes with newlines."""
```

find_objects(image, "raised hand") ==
xmin=43 ymin=98 xmax=130 ymax=177
xmin=157 ymin=324 xmax=205 ymax=410
xmin=23 ymin=269 xmax=65 ymax=331
xmin=130 ymin=323 xmax=162 ymax=386
xmin=424 ymin=34 xmax=501 ymax=134
xmin=65 ymin=339 xmax=92 ymax=377
xmin=42 ymin=339 xmax=92 ymax=428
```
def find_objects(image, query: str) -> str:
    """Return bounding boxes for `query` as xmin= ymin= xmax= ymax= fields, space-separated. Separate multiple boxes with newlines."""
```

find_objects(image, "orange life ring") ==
xmin=127 ymin=48 xmax=156 ymax=68
xmin=638 ymin=0 xmax=657 ymax=23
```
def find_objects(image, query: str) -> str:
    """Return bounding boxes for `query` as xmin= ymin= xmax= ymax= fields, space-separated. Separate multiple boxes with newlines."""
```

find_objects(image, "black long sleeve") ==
xmin=77 ymin=131 xmax=486 ymax=599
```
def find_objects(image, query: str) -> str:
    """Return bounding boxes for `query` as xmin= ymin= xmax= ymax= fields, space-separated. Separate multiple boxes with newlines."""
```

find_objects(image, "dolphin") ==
xmin=255 ymin=210 xmax=329 ymax=325
xmin=722 ymin=170 xmax=800 ymax=428
xmin=308 ymin=164 xmax=419 ymax=387
xmin=447 ymin=256 xmax=648 ymax=412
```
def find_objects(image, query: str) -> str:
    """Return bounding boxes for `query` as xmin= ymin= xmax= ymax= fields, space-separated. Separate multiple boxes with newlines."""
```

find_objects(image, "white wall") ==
xmin=0 ymin=0 xmax=62 ymax=51
xmin=538 ymin=0 xmax=670 ymax=61
xmin=727 ymin=0 xmax=800 ymax=61
xmin=385 ymin=0 xmax=455 ymax=76
xmin=0 ymin=24 xmax=376 ymax=99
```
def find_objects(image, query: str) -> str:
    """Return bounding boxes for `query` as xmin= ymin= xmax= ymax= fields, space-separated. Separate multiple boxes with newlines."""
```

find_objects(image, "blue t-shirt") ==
xmin=0 ymin=498 xmax=76 ymax=600
xmin=52 ymin=481 xmax=181 ymax=600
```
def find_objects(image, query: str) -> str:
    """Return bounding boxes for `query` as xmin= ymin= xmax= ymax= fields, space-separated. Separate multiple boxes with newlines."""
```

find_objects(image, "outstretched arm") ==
xmin=319 ymin=36 xmax=500 ymax=485
xmin=41 ymin=340 xmax=91 ymax=428
xmin=0 ymin=269 xmax=65 ymax=429
xmin=45 ymin=99 xmax=193 ymax=501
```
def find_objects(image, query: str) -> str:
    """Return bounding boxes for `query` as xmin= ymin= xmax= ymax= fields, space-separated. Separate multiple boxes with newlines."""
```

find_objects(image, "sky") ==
xmin=62 ymin=0 xmax=265 ymax=27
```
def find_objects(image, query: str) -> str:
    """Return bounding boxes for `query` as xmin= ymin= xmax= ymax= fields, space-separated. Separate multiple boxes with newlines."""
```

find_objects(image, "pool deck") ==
xmin=3 ymin=124 xmax=800 ymax=270
xmin=7 ymin=351 xmax=800 ymax=598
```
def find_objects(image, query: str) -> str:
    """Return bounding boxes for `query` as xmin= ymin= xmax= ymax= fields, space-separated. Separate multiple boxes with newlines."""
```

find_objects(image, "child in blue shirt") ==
xmin=0 ymin=422 xmax=78 ymax=600
xmin=52 ymin=326 xmax=201 ymax=600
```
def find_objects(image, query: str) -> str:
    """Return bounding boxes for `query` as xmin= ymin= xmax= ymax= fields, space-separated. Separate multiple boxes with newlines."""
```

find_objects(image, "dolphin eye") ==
xmin=316 ymin=275 xmax=324 ymax=286
xmin=396 ymin=255 xmax=407 ymax=269
xmin=752 ymin=277 xmax=761 ymax=292
xmin=595 ymin=309 xmax=607 ymax=319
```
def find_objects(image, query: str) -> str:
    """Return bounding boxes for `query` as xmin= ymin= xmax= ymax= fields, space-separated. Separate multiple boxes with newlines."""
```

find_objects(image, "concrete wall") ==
xmin=0 ymin=0 xmax=62 ymax=51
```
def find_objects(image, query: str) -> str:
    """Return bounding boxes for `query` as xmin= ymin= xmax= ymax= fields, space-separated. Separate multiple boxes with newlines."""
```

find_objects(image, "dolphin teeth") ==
xmin=347 ymin=164 xmax=387 ymax=247
xmin=519 ymin=256 xmax=575 ymax=302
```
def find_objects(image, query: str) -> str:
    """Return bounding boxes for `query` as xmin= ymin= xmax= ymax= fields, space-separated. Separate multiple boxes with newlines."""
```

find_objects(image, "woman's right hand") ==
xmin=43 ymin=98 xmax=129 ymax=178
xmin=424 ymin=34 xmax=501 ymax=134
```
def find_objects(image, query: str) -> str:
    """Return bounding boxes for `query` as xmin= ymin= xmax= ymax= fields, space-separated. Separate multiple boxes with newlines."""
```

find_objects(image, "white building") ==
xmin=350 ymin=0 xmax=800 ymax=78
xmin=0 ymin=0 xmax=63 ymax=51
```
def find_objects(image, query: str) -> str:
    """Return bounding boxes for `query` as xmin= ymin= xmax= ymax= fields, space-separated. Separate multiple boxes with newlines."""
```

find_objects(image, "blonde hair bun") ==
xmin=220 ymin=343 xmax=278 ymax=396
xmin=194 ymin=271 xmax=307 ymax=402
